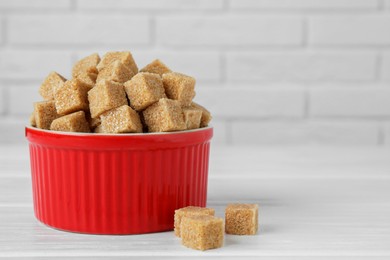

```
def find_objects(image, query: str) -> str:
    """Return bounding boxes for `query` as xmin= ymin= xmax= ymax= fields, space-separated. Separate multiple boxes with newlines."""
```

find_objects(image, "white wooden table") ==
xmin=1 ymin=145 xmax=390 ymax=259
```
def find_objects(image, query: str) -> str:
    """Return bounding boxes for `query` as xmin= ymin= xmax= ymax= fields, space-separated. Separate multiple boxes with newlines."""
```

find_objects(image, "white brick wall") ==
xmin=0 ymin=50 xmax=72 ymax=80
xmin=208 ymin=119 xmax=227 ymax=145
xmin=0 ymin=118 xmax=26 ymax=144
xmin=309 ymin=15 xmax=390 ymax=46
xmin=77 ymin=0 xmax=224 ymax=10
xmin=0 ymin=87 xmax=4 ymax=115
xmin=382 ymin=52 xmax=390 ymax=80
xmin=8 ymin=15 xmax=150 ymax=45
xmin=231 ymin=120 xmax=380 ymax=145
xmin=195 ymin=87 xmax=305 ymax=118
xmin=310 ymin=88 xmax=390 ymax=117
xmin=229 ymin=0 xmax=378 ymax=10
xmin=156 ymin=16 xmax=303 ymax=46
xmin=385 ymin=122 xmax=390 ymax=144
xmin=0 ymin=0 xmax=389 ymax=146
xmin=132 ymin=51 xmax=221 ymax=82
xmin=227 ymin=51 xmax=377 ymax=81
xmin=385 ymin=0 xmax=390 ymax=9
xmin=0 ymin=0 xmax=71 ymax=10
xmin=0 ymin=17 xmax=3 ymax=45
xmin=8 ymin=85 xmax=41 ymax=116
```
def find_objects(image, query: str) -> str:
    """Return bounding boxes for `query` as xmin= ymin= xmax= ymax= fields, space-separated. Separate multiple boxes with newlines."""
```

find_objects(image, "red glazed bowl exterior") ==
xmin=25 ymin=126 xmax=213 ymax=235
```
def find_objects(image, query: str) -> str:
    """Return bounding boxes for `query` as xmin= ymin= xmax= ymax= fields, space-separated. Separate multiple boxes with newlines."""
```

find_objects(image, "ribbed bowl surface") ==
xmin=25 ymin=126 xmax=213 ymax=234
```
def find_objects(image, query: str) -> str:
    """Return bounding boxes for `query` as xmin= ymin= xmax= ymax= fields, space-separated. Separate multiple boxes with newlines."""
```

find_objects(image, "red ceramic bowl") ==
xmin=25 ymin=126 xmax=213 ymax=235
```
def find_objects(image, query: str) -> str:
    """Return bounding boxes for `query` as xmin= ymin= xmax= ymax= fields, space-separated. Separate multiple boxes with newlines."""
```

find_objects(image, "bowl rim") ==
xmin=25 ymin=125 xmax=213 ymax=137
xmin=26 ymin=125 xmax=213 ymax=149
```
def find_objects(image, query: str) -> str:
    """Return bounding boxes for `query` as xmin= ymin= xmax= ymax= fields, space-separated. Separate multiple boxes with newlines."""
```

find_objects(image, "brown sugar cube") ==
xmin=191 ymin=102 xmax=212 ymax=127
xmin=181 ymin=215 xmax=224 ymax=251
xmin=139 ymin=112 xmax=148 ymax=133
xmin=124 ymin=72 xmax=166 ymax=111
xmin=76 ymin=72 xmax=97 ymax=88
xmin=97 ymin=51 xmax=138 ymax=76
xmin=39 ymin=72 xmax=66 ymax=100
xmin=182 ymin=107 xmax=202 ymax=130
xmin=88 ymin=80 xmax=128 ymax=118
xmin=54 ymin=78 xmax=90 ymax=115
xmin=225 ymin=203 xmax=258 ymax=235
xmin=174 ymin=206 xmax=215 ymax=237
xmin=34 ymin=101 xmax=59 ymax=130
xmin=100 ymin=105 xmax=142 ymax=133
xmin=94 ymin=124 xmax=104 ymax=133
xmin=72 ymin=53 xmax=100 ymax=78
xmin=96 ymin=60 xmax=135 ymax=84
xmin=142 ymin=98 xmax=186 ymax=132
xmin=140 ymin=59 xmax=172 ymax=76
xmin=84 ymin=111 xmax=100 ymax=130
xmin=50 ymin=111 xmax=90 ymax=133
xmin=162 ymin=72 xmax=195 ymax=106
xmin=30 ymin=112 xmax=36 ymax=127
xmin=90 ymin=116 xmax=101 ymax=129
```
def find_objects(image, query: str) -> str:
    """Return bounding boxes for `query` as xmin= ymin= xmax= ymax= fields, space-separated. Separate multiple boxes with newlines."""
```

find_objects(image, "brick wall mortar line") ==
xmin=304 ymin=87 xmax=310 ymax=119
xmin=219 ymin=53 xmax=226 ymax=84
xmin=2 ymin=87 xmax=9 ymax=116
xmin=377 ymin=52 xmax=383 ymax=80
xmin=222 ymin=0 xmax=229 ymax=11
xmin=0 ymin=88 xmax=4 ymax=116
xmin=4 ymin=45 xmax=390 ymax=51
xmin=378 ymin=0 xmax=385 ymax=10
xmin=225 ymin=119 xmax=233 ymax=145
xmin=74 ymin=9 xmax=228 ymax=15
xmin=0 ymin=8 xmax=383 ymax=15
xmin=1 ymin=16 xmax=6 ymax=46
xmin=70 ymin=0 xmax=76 ymax=11
xmin=302 ymin=16 xmax=308 ymax=47
xmin=6 ymin=43 xmax=154 ymax=50
xmin=378 ymin=121 xmax=385 ymax=145
xmin=224 ymin=9 xmax=383 ymax=15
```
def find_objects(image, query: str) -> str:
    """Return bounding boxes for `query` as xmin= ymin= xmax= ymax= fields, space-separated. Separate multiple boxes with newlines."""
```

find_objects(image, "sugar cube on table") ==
xmin=174 ymin=206 xmax=215 ymax=237
xmin=181 ymin=215 xmax=224 ymax=251
xmin=225 ymin=203 xmax=259 ymax=235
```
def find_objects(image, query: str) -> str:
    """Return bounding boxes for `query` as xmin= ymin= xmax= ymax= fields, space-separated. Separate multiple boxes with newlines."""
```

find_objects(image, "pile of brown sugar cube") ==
xmin=174 ymin=204 xmax=259 ymax=251
xmin=30 ymin=51 xmax=212 ymax=133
